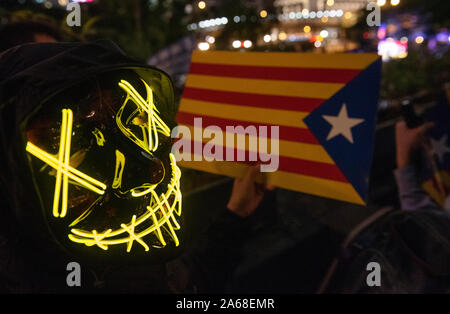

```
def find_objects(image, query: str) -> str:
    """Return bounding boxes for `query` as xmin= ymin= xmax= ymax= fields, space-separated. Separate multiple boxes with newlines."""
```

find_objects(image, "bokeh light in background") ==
xmin=259 ymin=9 xmax=267 ymax=19
xmin=378 ymin=38 xmax=408 ymax=61
xmin=415 ymin=35 xmax=424 ymax=44
xmin=197 ymin=42 xmax=210 ymax=51
xmin=232 ymin=40 xmax=241 ymax=49
xmin=278 ymin=32 xmax=287 ymax=41
xmin=198 ymin=1 xmax=206 ymax=10
xmin=2 ymin=0 xmax=449 ymax=103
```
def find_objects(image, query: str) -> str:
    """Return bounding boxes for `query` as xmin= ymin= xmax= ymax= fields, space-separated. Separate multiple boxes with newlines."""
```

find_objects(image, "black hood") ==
xmin=0 ymin=40 xmax=180 ymax=267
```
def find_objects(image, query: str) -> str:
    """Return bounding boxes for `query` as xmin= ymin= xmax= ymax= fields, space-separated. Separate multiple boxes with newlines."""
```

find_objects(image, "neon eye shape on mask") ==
xmin=116 ymin=79 xmax=171 ymax=153
xmin=26 ymin=109 xmax=107 ymax=218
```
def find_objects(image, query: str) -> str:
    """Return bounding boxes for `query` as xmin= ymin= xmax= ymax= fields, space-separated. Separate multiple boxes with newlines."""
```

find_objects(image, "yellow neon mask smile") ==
xmin=68 ymin=154 xmax=181 ymax=252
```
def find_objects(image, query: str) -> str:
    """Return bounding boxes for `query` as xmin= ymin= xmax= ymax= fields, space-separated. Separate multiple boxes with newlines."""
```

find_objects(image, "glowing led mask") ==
xmin=24 ymin=72 xmax=181 ymax=257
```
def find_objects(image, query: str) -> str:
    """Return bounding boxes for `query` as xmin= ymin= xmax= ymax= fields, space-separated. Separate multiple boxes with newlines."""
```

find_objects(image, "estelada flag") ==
xmin=175 ymin=51 xmax=382 ymax=205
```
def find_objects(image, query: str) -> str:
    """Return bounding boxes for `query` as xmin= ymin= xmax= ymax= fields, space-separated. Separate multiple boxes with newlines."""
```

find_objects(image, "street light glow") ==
xmin=243 ymin=40 xmax=252 ymax=48
xmin=198 ymin=42 xmax=210 ymax=51
xmin=232 ymin=40 xmax=241 ymax=48
xmin=278 ymin=32 xmax=287 ymax=41
xmin=198 ymin=1 xmax=206 ymax=10
xmin=320 ymin=30 xmax=329 ymax=38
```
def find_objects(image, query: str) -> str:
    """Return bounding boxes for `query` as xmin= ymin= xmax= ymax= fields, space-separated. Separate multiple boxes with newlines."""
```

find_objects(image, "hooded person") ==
xmin=0 ymin=40 xmax=251 ymax=293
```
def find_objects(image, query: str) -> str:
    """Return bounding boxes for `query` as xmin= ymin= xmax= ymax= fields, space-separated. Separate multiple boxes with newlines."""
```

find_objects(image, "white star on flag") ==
xmin=322 ymin=103 xmax=364 ymax=144
xmin=431 ymin=134 xmax=450 ymax=163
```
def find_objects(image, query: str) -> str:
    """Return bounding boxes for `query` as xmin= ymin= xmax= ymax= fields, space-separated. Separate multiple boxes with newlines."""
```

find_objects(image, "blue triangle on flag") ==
xmin=303 ymin=58 xmax=382 ymax=202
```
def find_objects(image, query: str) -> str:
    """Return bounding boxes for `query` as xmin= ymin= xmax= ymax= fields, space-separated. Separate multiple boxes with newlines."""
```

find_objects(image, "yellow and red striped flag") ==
xmin=175 ymin=51 xmax=382 ymax=205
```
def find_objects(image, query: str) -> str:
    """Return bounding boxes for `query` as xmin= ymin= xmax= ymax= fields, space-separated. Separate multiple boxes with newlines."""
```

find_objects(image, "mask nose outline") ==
xmin=111 ymin=148 xmax=166 ymax=197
